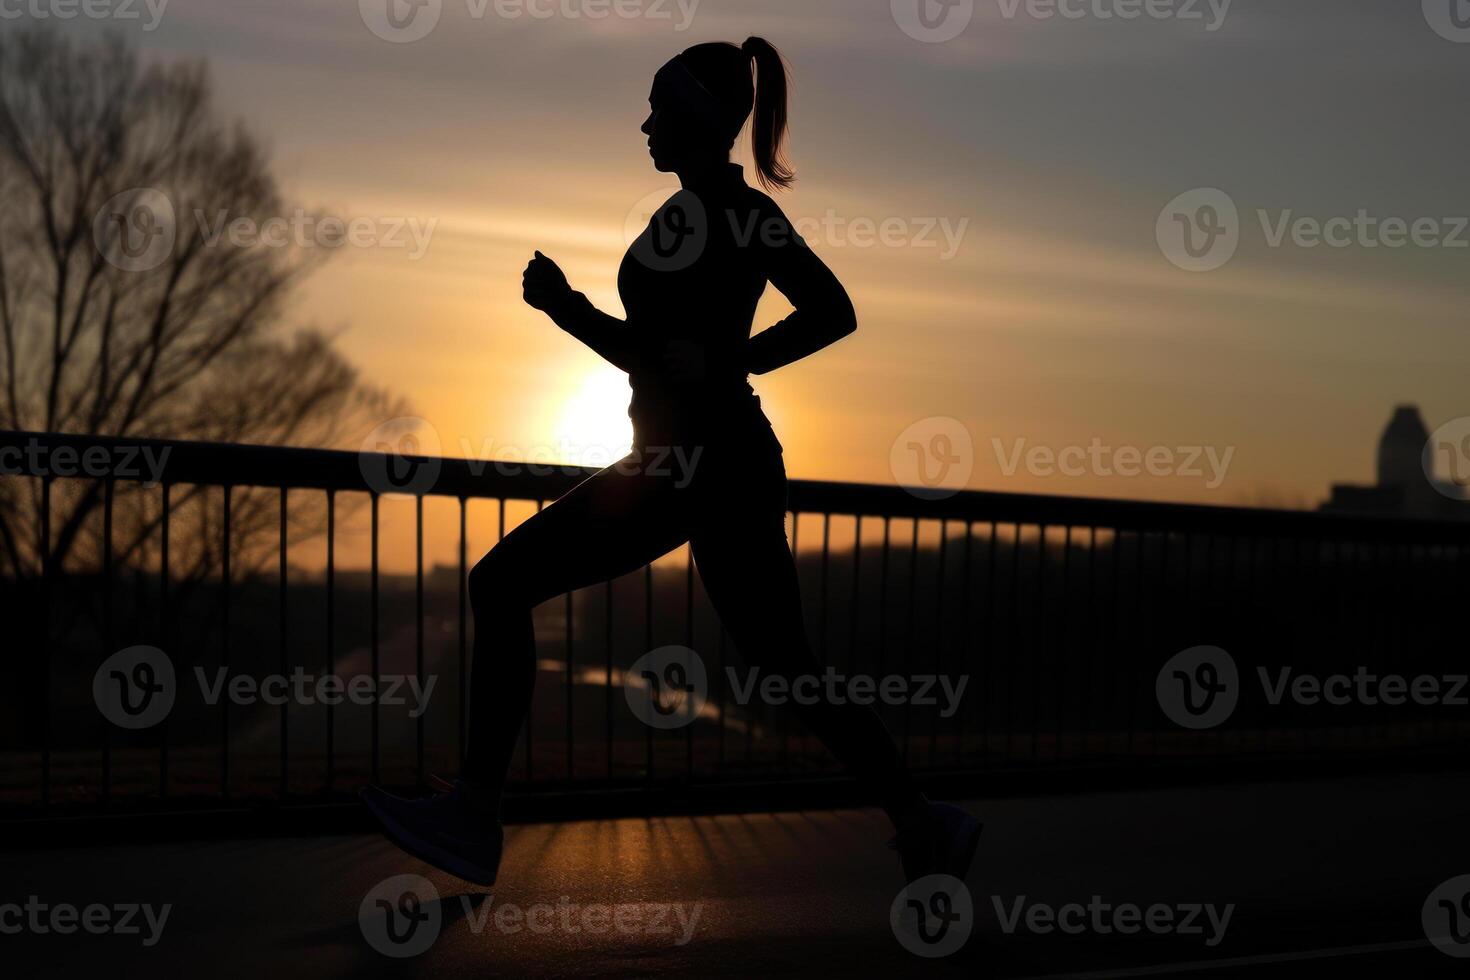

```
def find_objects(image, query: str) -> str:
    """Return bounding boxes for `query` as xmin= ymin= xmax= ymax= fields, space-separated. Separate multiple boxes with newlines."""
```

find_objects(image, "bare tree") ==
xmin=0 ymin=29 xmax=403 ymax=584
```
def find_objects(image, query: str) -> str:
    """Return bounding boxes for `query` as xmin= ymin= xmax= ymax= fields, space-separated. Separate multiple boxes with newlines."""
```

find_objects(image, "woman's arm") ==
xmin=543 ymin=291 xmax=647 ymax=375
xmin=744 ymin=202 xmax=857 ymax=376
xmin=523 ymin=251 xmax=647 ymax=374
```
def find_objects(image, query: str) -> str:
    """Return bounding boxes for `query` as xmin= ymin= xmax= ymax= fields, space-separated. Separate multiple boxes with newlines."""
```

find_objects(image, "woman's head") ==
xmin=641 ymin=37 xmax=794 ymax=191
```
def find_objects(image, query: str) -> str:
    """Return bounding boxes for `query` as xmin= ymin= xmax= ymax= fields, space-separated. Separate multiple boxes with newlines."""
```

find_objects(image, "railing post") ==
xmin=278 ymin=486 xmax=288 ymax=800
xmin=160 ymin=481 xmax=170 ymax=799
xmin=221 ymin=485 xmax=231 ymax=800
xmin=325 ymin=489 xmax=336 ymax=791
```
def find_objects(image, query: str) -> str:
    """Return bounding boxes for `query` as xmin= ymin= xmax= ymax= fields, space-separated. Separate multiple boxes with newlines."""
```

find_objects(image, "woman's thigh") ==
xmin=692 ymin=525 xmax=803 ymax=637
xmin=688 ymin=450 xmax=809 ymax=666
xmin=476 ymin=456 xmax=693 ymax=607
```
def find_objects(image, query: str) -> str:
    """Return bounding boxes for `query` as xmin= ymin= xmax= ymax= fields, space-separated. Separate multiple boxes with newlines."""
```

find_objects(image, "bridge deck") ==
xmin=3 ymin=770 xmax=1466 ymax=977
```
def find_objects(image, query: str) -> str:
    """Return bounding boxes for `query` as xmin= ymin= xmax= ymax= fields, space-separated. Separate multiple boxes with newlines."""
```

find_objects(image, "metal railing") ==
xmin=2 ymin=429 xmax=1468 ymax=817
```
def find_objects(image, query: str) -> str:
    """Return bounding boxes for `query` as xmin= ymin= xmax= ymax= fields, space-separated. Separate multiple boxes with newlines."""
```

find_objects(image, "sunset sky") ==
xmin=56 ymin=0 xmax=1470 ymax=511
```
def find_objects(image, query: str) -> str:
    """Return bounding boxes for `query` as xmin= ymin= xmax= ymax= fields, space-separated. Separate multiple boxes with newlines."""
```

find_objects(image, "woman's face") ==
xmin=640 ymin=78 xmax=716 ymax=174
xmin=641 ymin=82 xmax=681 ymax=173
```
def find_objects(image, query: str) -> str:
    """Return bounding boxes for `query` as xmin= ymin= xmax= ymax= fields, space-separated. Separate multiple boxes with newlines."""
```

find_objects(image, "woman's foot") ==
xmin=360 ymin=778 xmax=504 ymax=886
xmin=890 ymin=801 xmax=983 ymax=884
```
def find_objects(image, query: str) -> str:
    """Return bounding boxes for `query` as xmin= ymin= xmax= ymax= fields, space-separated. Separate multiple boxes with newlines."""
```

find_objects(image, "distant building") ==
xmin=1321 ymin=405 xmax=1468 ymax=520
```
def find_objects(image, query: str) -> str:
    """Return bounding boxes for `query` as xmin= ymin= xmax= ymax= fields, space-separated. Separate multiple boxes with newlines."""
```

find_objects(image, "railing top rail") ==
xmin=4 ymin=429 xmax=1469 ymax=543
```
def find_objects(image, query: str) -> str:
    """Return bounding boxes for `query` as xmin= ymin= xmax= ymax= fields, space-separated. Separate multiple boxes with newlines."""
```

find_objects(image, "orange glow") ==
xmin=554 ymin=366 xmax=635 ymax=466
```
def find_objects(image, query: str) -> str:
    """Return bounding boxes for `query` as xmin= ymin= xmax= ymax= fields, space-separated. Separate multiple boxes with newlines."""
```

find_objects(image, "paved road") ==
xmin=3 ymin=770 xmax=1468 ymax=977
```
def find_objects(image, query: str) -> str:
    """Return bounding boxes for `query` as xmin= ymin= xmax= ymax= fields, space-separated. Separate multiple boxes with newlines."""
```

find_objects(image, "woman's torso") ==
xmin=618 ymin=164 xmax=782 ymax=456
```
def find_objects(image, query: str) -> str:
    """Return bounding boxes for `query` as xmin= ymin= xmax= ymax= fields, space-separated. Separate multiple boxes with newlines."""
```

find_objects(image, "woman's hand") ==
xmin=522 ymin=251 xmax=573 ymax=312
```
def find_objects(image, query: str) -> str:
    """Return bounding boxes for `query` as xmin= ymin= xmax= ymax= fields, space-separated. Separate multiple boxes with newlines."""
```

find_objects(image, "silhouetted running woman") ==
xmin=363 ymin=37 xmax=981 ymax=890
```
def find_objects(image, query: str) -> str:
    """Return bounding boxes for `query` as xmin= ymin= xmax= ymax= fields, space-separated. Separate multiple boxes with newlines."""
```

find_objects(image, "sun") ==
xmin=554 ymin=366 xmax=634 ymax=466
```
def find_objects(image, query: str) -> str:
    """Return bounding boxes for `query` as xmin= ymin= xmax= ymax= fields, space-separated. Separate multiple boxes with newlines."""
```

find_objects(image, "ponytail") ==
xmin=741 ymin=36 xmax=794 ymax=191
xmin=667 ymin=37 xmax=796 ymax=191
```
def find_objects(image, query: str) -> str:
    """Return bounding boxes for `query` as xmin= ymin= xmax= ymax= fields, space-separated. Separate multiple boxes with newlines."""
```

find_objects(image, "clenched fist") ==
xmin=522 ymin=250 xmax=573 ymax=312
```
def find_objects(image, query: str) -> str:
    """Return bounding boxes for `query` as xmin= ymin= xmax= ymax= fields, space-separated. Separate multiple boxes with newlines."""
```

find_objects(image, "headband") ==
xmin=654 ymin=56 xmax=751 ymax=142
